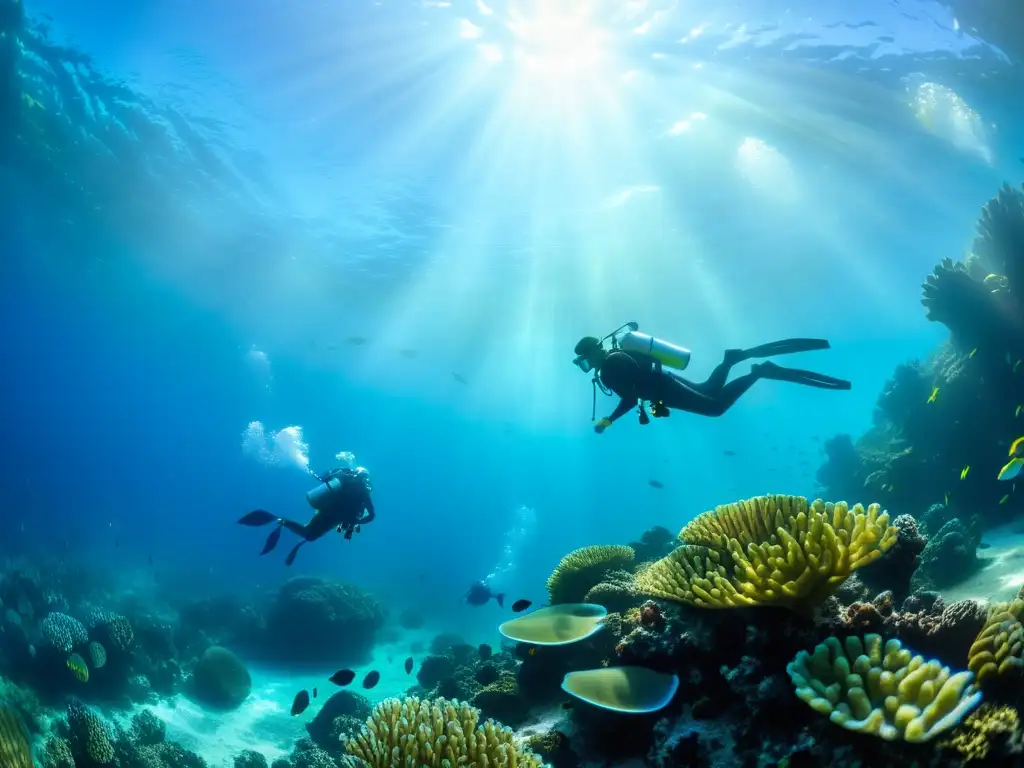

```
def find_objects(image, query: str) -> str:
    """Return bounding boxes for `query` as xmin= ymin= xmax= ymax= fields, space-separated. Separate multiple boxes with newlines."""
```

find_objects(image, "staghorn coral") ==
xmin=0 ymin=705 xmax=31 ymax=768
xmin=40 ymin=612 xmax=88 ymax=653
xmin=637 ymin=495 xmax=896 ymax=610
xmin=787 ymin=633 xmax=981 ymax=742
xmin=968 ymin=598 xmax=1024 ymax=687
xmin=343 ymin=697 xmax=543 ymax=768
xmin=546 ymin=545 xmax=636 ymax=605
xmin=941 ymin=703 xmax=1022 ymax=762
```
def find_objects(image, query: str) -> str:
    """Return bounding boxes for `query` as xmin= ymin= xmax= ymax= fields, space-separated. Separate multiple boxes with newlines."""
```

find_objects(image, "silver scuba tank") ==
xmin=306 ymin=477 xmax=343 ymax=510
xmin=617 ymin=331 xmax=691 ymax=370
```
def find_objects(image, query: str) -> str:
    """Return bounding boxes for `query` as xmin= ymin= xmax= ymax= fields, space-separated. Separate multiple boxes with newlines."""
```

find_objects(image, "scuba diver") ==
xmin=237 ymin=466 xmax=376 ymax=565
xmin=573 ymin=323 xmax=851 ymax=433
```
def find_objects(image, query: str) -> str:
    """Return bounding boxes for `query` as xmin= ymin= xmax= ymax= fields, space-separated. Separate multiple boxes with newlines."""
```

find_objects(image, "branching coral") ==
xmin=343 ymin=697 xmax=543 ymax=768
xmin=636 ymin=495 xmax=896 ymax=610
xmin=968 ymin=598 xmax=1024 ymax=687
xmin=941 ymin=703 xmax=1021 ymax=762
xmin=786 ymin=634 xmax=981 ymax=742
xmin=546 ymin=545 xmax=635 ymax=605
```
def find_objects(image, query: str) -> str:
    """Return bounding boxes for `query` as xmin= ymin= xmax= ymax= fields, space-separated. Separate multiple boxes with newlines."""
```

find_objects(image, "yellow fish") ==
xmin=997 ymin=437 xmax=1024 ymax=482
xmin=961 ymin=465 xmax=970 ymax=480
xmin=66 ymin=654 xmax=89 ymax=683
xmin=969 ymin=348 xmax=978 ymax=358
xmin=1000 ymin=494 xmax=1011 ymax=505
xmin=1016 ymin=360 xmax=1023 ymax=373
xmin=944 ymin=492 xmax=949 ymax=506
xmin=1017 ymin=405 xmax=1022 ymax=418
xmin=927 ymin=387 xmax=939 ymax=404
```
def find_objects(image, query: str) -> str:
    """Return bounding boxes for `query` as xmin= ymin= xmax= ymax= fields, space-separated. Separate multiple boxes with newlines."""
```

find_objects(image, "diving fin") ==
xmin=285 ymin=541 xmax=304 ymax=566
xmin=238 ymin=509 xmax=277 ymax=527
xmin=260 ymin=525 xmax=283 ymax=555
xmin=754 ymin=361 xmax=851 ymax=390
xmin=739 ymin=338 xmax=831 ymax=360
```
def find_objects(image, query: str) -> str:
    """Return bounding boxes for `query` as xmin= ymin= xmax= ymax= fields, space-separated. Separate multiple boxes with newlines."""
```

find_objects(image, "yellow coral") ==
xmin=636 ymin=495 xmax=896 ymax=609
xmin=546 ymin=545 xmax=635 ymax=605
xmin=787 ymin=634 xmax=982 ymax=743
xmin=343 ymin=697 xmax=543 ymax=768
xmin=941 ymin=704 xmax=1020 ymax=761
xmin=968 ymin=599 xmax=1024 ymax=686
xmin=0 ymin=706 xmax=32 ymax=768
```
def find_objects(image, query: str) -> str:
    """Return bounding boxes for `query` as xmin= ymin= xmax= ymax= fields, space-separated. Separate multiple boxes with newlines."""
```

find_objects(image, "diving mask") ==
xmin=573 ymin=355 xmax=593 ymax=373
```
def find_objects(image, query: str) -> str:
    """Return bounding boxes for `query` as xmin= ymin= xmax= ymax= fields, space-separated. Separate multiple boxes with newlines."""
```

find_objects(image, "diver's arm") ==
xmin=359 ymin=496 xmax=376 ymax=524
xmin=607 ymin=397 xmax=635 ymax=423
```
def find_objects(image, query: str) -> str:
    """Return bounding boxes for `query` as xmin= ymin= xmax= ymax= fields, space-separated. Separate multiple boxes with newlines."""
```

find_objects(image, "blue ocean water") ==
xmin=3 ymin=0 xmax=1024 ymax=764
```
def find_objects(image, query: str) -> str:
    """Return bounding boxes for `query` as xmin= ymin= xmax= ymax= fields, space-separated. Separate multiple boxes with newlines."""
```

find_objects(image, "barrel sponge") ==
xmin=40 ymin=612 xmax=88 ymax=652
xmin=786 ymin=634 xmax=982 ymax=743
xmin=0 ymin=706 xmax=32 ymax=768
xmin=546 ymin=545 xmax=635 ymax=605
xmin=967 ymin=598 xmax=1024 ymax=686
xmin=637 ymin=495 xmax=897 ymax=609
xmin=343 ymin=696 xmax=544 ymax=768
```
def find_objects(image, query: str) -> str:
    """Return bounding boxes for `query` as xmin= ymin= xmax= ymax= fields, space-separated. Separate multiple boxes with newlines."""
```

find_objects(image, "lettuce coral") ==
xmin=786 ymin=634 xmax=981 ymax=742
xmin=636 ymin=495 xmax=896 ymax=610
xmin=343 ymin=697 xmax=543 ymax=768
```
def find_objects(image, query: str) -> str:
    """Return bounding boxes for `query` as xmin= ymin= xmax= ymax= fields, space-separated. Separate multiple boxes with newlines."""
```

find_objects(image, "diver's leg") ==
xmin=695 ymin=354 xmax=741 ymax=392
xmin=753 ymin=361 xmax=851 ymax=390
xmin=278 ymin=519 xmax=310 ymax=539
xmin=656 ymin=374 xmax=743 ymax=417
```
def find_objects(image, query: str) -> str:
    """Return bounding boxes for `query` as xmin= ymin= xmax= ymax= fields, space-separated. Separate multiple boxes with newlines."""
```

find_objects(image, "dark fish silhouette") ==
xmin=362 ymin=671 xmax=380 ymax=689
xmin=260 ymin=526 xmax=282 ymax=555
xmin=648 ymin=479 xmax=664 ymax=489
xmin=478 ymin=644 xmax=493 ymax=661
xmin=399 ymin=349 xmax=418 ymax=359
xmin=404 ymin=657 xmax=414 ymax=674
xmin=347 ymin=336 xmax=368 ymax=346
xmin=511 ymin=600 xmax=532 ymax=613
xmin=465 ymin=581 xmax=504 ymax=607
xmin=452 ymin=372 xmax=468 ymax=384
xmin=291 ymin=690 xmax=310 ymax=715
xmin=723 ymin=450 xmax=737 ymax=456
xmin=239 ymin=510 xmax=277 ymax=526
xmin=329 ymin=669 xmax=356 ymax=686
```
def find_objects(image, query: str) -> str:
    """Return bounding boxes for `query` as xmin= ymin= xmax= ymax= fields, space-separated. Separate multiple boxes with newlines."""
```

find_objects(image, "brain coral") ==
xmin=637 ymin=495 xmax=896 ymax=610
xmin=191 ymin=646 xmax=252 ymax=710
xmin=546 ymin=545 xmax=636 ymax=605
xmin=265 ymin=577 xmax=386 ymax=664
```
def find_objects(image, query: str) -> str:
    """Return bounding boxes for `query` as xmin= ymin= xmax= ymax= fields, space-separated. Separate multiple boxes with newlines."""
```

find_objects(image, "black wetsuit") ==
xmin=280 ymin=479 xmax=376 ymax=541
xmin=598 ymin=339 xmax=850 ymax=424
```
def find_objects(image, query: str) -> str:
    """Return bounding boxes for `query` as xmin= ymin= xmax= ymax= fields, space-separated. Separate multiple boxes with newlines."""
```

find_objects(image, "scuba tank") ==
xmin=616 ymin=331 xmax=691 ymax=370
xmin=306 ymin=475 xmax=344 ymax=510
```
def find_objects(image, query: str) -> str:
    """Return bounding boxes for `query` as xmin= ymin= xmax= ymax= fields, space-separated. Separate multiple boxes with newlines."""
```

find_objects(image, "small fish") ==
xmin=969 ymin=348 xmax=978 ymax=358
xmin=67 ymin=654 xmax=89 ymax=683
xmin=346 ymin=336 xmax=368 ymax=346
xmin=1000 ymin=494 xmax=1011 ymax=505
xmin=329 ymin=669 xmax=356 ymax=686
xmin=1016 ymin=360 xmax=1023 ymax=373
xmin=452 ymin=372 xmax=468 ymax=385
xmin=1017 ymin=405 xmax=1023 ymax=418
xmin=998 ymin=437 xmax=1024 ymax=482
xmin=291 ymin=690 xmax=310 ymax=716
xmin=313 ymin=688 xmax=318 ymax=698
xmin=238 ymin=509 xmax=277 ymax=527
xmin=723 ymin=450 xmax=737 ymax=456
xmin=961 ymin=465 xmax=971 ymax=481
xmin=511 ymin=599 xmax=532 ymax=613
xmin=399 ymin=349 xmax=418 ymax=359
xmin=478 ymin=644 xmax=493 ymax=661
xmin=648 ymin=479 xmax=664 ymax=489
xmin=362 ymin=671 xmax=380 ymax=689
xmin=404 ymin=657 xmax=414 ymax=674
xmin=927 ymin=387 xmax=939 ymax=404
xmin=944 ymin=492 xmax=950 ymax=506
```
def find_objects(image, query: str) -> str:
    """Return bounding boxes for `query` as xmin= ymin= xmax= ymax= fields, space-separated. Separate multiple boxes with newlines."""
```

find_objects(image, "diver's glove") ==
xmin=594 ymin=417 xmax=612 ymax=434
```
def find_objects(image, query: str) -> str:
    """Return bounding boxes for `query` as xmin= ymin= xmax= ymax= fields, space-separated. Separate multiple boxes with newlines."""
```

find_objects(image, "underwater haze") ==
xmin=4 ymin=0 xmax=1024 ymax=766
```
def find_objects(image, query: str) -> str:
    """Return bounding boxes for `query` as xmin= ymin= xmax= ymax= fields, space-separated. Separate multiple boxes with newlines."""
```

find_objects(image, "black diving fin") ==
xmin=741 ymin=338 xmax=831 ymax=359
xmin=285 ymin=541 xmax=304 ymax=566
xmin=238 ymin=509 xmax=277 ymax=527
xmin=260 ymin=525 xmax=283 ymax=555
xmin=754 ymin=361 xmax=851 ymax=390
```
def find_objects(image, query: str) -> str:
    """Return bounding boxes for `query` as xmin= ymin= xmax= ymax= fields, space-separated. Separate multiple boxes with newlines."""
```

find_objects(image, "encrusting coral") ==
xmin=786 ymin=633 xmax=982 ymax=742
xmin=940 ymin=703 xmax=1022 ymax=762
xmin=636 ymin=495 xmax=897 ymax=610
xmin=343 ymin=697 xmax=544 ymax=768
xmin=546 ymin=545 xmax=635 ymax=605
xmin=967 ymin=598 xmax=1024 ymax=687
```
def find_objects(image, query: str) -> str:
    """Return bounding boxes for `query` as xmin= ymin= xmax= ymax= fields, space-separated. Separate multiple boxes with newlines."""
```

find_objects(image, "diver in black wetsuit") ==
xmin=237 ymin=466 xmax=376 ymax=565
xmin=573 ymin=327 xmax=851 ymax=434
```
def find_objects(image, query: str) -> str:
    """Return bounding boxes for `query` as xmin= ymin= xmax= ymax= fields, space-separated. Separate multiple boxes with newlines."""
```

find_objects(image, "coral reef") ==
xmin=342 ymin=697 xmax=544 ymax=768
xmin=968 ymin=598 xmax=1024 ymax=687
xmin=637 ymin=495 xmax=896 ymax=610
xmin=189 ymin=646 xmax=252 ymax=710
xmin=546 ymin=545 xmax=636 ymax=605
